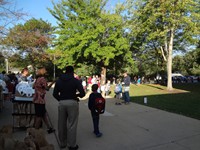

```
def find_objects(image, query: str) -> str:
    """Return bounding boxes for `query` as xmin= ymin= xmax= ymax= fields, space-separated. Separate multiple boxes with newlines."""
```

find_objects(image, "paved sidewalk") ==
xmin=1 ymin=89 xmax=200 ymax=150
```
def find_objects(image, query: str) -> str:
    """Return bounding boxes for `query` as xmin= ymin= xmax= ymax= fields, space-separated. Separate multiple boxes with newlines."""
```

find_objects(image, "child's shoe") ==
xmin=47 ymin=127 xmax=55 ymax=134
xmin=68 ymin=145 xmax=79 ymax=150
xmin=96 ymin=132 xmax=102 ymax=137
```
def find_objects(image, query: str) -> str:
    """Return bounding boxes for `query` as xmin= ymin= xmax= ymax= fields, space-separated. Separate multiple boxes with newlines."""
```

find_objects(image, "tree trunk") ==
xmin=101 ymin=67 xmax=107 ymax=85
xmin=167 ymin=28 xmax=174 ymax=91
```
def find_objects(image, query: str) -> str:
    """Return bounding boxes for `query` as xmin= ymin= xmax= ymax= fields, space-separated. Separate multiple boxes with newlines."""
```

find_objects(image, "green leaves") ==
xmin=126 ymin=0 xmax=200 ymax=89
xmin=49 ymin=0 xmax=133 ymax=71
xmin=3 ymin=18 xmax=54 ymax=69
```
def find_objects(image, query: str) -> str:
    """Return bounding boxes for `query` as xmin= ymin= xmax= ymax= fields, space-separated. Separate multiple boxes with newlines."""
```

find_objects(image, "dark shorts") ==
xmin=34 ymin=104 xmax=46 ymax=117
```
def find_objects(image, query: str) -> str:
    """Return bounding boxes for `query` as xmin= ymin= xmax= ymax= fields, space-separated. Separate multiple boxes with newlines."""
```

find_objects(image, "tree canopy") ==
xmin=0 ymin=0 xmax=26 ymax=39
xmin=1 ymin=0 xmax=200 ymax=85
xmin=48 ymin=0 xmax=134 ymax=80
xmin=126 ymin=0 xmax=200 ymax=90
xmin=3 ymin=18 xmax=54 ymax=71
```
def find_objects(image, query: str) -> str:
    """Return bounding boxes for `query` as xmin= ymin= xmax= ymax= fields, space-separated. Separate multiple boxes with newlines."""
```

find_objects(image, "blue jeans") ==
xmin=123 ymin=91 xmax=130 ymax=103
xmin=91 ymin=111 xmax=100 ymax=134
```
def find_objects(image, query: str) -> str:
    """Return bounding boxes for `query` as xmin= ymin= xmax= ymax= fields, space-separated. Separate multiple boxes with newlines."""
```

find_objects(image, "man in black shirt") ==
xmin=53 ymin=66 xmax=85 ymax=150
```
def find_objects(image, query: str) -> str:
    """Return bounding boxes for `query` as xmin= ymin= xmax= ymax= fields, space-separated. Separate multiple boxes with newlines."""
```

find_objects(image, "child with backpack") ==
xmin=114 ymin=79 xmax=122 ymax=105
xmin=88 ymin=84 xmax=105 ymax=137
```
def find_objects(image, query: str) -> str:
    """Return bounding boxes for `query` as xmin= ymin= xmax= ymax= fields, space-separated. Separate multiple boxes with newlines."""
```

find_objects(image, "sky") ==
xmin=15 ymin=0 xmax=59 ymax=26
xmin=15 ymin=0 xmax=125 ymax=26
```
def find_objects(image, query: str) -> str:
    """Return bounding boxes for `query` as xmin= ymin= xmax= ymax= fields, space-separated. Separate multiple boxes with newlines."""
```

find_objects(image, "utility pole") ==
xmin=5 ymin=58 xmax=8 ymax=73
xmin=53 ymin=54 xmax=55 ymax=80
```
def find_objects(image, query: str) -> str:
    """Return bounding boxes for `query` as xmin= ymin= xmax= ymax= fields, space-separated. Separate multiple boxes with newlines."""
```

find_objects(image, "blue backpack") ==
xmin=114 ymin=84 xmax=122 ymax=94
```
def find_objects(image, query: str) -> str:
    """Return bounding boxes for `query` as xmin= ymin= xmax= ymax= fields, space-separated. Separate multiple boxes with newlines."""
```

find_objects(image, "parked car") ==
xmin=185 ymin=76 xmax=199 ymax=83
xmin=172 ymin=73 xmax=187 ymax=83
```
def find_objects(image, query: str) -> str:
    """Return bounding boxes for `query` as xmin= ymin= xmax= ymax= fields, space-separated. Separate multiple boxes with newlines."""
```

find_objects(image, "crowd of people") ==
xmin=72 ymin=74 xmax=112 ymax=97
xmin=0 ymin=69 xmax=31 ymax=100
xmin=2 ymin=66 xmax=200 ymax=150
xmin=0 ymin=67 xmax=132 ymax=150
xmin=52 ymin=66 xmax=131 ymax=149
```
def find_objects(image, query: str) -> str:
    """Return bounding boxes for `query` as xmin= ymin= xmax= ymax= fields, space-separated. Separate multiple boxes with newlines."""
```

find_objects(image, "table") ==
xmin=0 ymin=91 xmax=3 ymax=111
xmin=12 ymin=96 xmax=35 ymax=131
xmin=0 ymin=91 xmax=8 ymax=111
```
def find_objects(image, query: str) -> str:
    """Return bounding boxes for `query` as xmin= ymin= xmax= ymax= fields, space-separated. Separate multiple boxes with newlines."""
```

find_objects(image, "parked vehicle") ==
xmin=171 ymin=73 xmax=187 ymax=83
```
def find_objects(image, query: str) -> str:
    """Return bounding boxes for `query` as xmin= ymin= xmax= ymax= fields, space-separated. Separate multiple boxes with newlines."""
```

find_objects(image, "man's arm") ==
xmin=76 ymin=80 xmax=85 ymax=98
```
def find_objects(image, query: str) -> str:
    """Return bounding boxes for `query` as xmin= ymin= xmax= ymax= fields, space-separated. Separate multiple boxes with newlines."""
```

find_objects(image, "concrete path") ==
xmin=1 ymin=89 xmax=200 ymax=150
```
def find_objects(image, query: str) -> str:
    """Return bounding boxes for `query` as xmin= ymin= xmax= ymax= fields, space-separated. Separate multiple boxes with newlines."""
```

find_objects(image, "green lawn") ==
xmin=112 ymin=83 xmax=200 ymax=120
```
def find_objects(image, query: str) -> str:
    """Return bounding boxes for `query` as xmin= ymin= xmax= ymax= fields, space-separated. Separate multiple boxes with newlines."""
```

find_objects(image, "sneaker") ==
xmin=60 ymin=145 xmax=66 ymax=149
xmin=68 ymin=145 xmax=79 ymax=150
xmin=47 ymin=128 xmax=55 ymax=134
xmin=115 ymin=103 xmax=121 ymax=105
xmin=96 ymin=132 xmax=102 ymax=137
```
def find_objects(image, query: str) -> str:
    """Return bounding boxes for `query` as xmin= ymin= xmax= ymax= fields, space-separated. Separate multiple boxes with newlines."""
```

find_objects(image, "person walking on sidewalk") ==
xmin=88 ymin=84 xmax=104 ymax=137
xmin=114 ymin=79 xmax=122 ymax=105
xmin=53 ymin=66 xmax=85 ymax=150
xmin=123 ymin=71 xmax=131 ymax=104
xmin=33 ymin=67 xmax=55 ymax=133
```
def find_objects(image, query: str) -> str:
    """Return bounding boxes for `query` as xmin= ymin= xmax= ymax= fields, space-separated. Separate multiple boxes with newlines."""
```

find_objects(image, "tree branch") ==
xmin=160 ymin=46 xmax=167 ymax=62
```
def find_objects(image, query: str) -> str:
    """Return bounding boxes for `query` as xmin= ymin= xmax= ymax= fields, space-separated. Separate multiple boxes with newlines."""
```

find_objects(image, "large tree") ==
xmin=173 ymin=48 xmax=200 ymax=76
xmin=184 ymin=50 xmax=200 ymax=75
xmin=0 ymin=0 xmax=26 ymax=71
xmin=48 ymin=0 xmax=134 ymax=82
xmin=3 ymin=18 xmax=54 ymax=72
xmin=197 ymin=41 xmax=200 ymax=65
xmin=172 ymin=55 xmax=186 ymax=74
xmin=127 ymin=0 xmax=200 ymax=90
xmin=0 ymin=51 xmax=5 ymax=72
xmin=0 ymin=0 xmax=26 ymax=39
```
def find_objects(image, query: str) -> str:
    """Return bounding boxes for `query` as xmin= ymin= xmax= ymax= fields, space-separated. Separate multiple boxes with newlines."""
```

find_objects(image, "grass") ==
xmin=111 ymin=83 xmax=200 ymax=120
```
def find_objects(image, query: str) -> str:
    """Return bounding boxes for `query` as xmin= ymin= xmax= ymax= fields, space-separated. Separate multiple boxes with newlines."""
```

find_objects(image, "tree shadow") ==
xmin=144 ymin=84 xmax=165 ymax=90
xmin=129 ymin=83 xmax=200 ymax=120
xmin=172 ymin=83 xmax=200 ymax=92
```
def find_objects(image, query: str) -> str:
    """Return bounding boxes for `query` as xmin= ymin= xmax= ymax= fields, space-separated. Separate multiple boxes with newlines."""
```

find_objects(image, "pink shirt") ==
xmin=33 ymin=77 xmax=47 ymax=104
